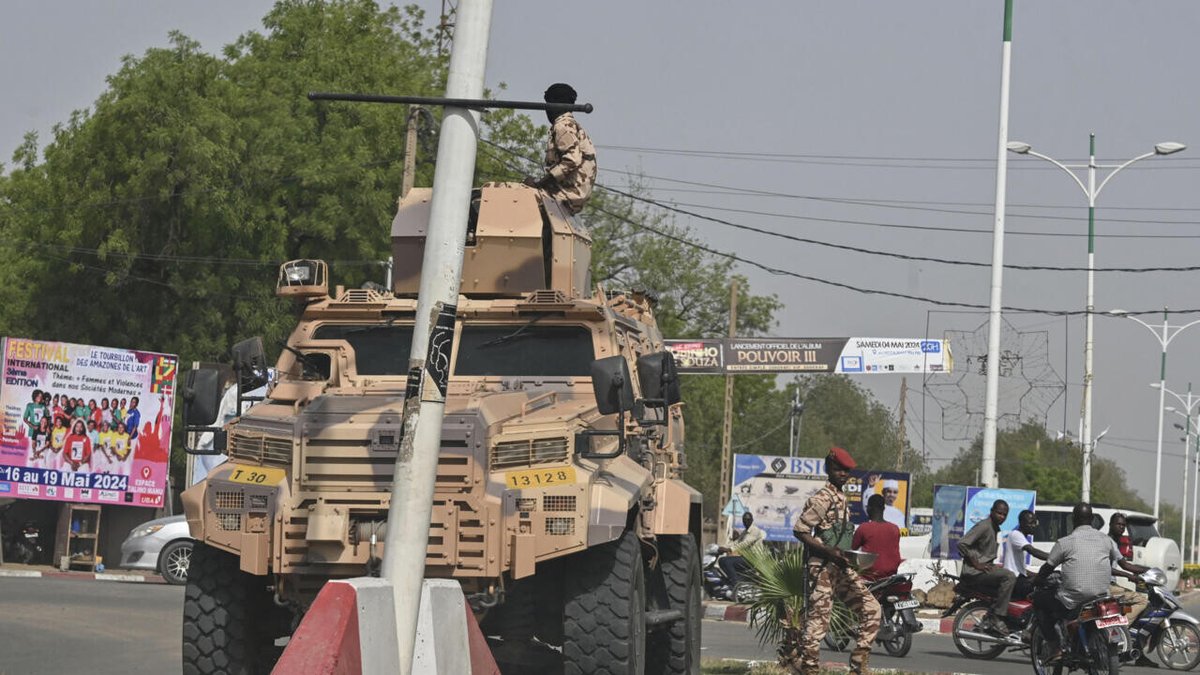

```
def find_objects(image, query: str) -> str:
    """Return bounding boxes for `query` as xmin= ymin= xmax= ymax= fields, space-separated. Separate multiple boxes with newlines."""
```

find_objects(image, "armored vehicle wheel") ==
xmin=563 ymin=527 xmax=647 ymax=674
xmin=647 ymin=534 xmax=701 ymax=674
xmin=182 ymin=543 xmax=280 ymax=675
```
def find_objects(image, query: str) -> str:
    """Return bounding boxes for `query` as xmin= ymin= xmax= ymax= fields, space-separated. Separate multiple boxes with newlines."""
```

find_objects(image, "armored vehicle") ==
xmin=181 ymin=183 xmax=703 ymax=674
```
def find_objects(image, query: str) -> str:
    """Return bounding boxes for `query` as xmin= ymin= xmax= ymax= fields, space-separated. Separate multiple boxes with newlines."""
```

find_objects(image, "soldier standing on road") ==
xmin=791 ymin=447 xmax=881 ymax=675
xmin=524 ymin=82 xmax=596 ymax=214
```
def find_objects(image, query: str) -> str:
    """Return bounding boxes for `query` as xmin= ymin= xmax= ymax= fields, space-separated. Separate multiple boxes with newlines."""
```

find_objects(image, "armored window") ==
xmin=455 ymin=325 xmax=594 ymax=377
xmin=311 ymin=324 xmax=414 ymax=376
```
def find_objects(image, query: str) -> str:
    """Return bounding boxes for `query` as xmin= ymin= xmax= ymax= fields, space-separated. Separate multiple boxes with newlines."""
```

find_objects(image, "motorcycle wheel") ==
xmin=952 ymin=603 xmax=1006 ymax=660
xmin=732 ymin=581 xmax=760 ymax=604
xmin=1086 ymin=628 xmax=1120 ymax=675
xmin=823 ymin=629 xmax=853 ymax=652
xmin=882 ymin=620 xmax=912 ymax=657
xmin=1029 ymin=624 xmax=1064 ymax=675
xmin=1156 ymin=622 xmax=1200 ymax=671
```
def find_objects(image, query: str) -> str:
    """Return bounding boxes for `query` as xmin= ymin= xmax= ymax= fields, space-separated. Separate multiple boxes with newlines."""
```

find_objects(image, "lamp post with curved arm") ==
xmin=1111 ymin=310 xmax=1200 ymax=518
xmin=1164 ymin=383 xmax=1200 ymax=558
xmin=1007 ymin=136 xmax=1186 ymax=503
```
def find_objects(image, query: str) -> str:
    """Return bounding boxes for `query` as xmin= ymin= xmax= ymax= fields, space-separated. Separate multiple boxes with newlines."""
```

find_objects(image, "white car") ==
xmin=119 ymin=514 xmax=193 ymax=585
xmin=1030 ymin=504 xmax=1181 ymax=590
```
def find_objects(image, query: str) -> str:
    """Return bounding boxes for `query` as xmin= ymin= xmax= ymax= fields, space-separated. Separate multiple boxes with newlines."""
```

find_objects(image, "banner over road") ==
xmin=664 ymin=337 xmax=952 ymax=375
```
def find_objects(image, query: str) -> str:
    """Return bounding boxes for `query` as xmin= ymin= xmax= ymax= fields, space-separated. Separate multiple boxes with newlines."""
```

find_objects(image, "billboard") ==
xmin=931 ymin=484 xmax=1036 ymax=559
xmin=665 ymin=337 xmax=952 ymax=375
xmin=731 ymin=453 xmax=911 ymax=541
xmin=0 ymin=337 xmax=178 ymax=508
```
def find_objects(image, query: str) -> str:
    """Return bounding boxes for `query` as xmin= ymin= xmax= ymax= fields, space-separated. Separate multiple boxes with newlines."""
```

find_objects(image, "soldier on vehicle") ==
xmin=792 ymin=447 xmax=880 ymax=675
xmin=524 ymin=82 xmax=596 ymax=214
xmin=957 ymin=499 xmax=1017 ymax=635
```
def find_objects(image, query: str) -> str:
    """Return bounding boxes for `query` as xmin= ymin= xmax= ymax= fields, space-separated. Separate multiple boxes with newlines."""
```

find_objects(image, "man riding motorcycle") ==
xmin=1033 ymin=502 xmax=1144 ymax=663
xmin=717 ymin=511 xmax=765 ymax=584
xmin=958 ymin=499 xmax=1017 ymax=635
xmin=1002 ymin=509 xmax=1049 ymax=601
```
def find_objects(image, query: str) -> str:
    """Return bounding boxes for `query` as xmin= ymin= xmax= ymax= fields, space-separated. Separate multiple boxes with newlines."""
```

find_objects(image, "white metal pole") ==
xmin=381 ymin=2 xmax=493 ymax=673
xmin=981 ymin=0 xmax=1014 ymax=490
xmin=1192 ymin=438 xmax=1199 ymax=563
xmin=1081 ymin=133 xmax=1096 ymax=503
xmin=1183 ymin=396 xmax=1193 ymax=550
xmin=1153 ymin=311 xmax=1169 ymax=518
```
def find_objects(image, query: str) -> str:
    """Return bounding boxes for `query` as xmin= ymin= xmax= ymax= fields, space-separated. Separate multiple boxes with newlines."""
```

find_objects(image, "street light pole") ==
xmin=1161 ymin=383 xmax=1200 ymax=555
xmin=1007 ymin=136 xmax=1186 ymax=502
xmin=1112 ymin=310 xmax=1200 ymax=518
xmin=980 ymin=0 xmax=1016 ymax=490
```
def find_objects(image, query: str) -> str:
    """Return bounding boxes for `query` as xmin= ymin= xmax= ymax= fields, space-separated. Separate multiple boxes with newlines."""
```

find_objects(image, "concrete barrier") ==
xmin=274 ymin=577 xmax=499 ymax=675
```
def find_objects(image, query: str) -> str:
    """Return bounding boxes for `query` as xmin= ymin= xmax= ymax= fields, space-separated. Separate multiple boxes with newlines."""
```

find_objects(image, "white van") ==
xmin=1029 ymin=504 xmax=1181 ymax=590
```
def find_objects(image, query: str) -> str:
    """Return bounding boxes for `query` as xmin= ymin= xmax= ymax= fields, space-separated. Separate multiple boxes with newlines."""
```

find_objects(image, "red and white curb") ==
xmin=0 ymin=567 xmax=164 ymax=583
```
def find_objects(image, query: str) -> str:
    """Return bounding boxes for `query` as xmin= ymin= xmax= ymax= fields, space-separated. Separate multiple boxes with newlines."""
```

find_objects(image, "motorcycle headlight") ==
xmin=130 ymin=524 xmax=164 ymax=539
xmin=1142 ymin=568 xmax=1168 ymax=588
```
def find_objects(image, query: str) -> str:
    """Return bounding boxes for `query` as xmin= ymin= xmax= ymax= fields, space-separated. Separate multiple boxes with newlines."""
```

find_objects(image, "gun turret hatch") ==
xmin=390 ymin=183 xmax=592 ymax=299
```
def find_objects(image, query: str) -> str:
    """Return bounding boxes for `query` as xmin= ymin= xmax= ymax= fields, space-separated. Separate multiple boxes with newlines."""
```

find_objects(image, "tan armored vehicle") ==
xmin=181 ymin=183 xmax=703 ymax=675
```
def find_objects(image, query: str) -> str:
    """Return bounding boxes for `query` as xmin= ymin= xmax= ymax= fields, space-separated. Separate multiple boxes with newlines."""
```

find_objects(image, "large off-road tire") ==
xmin=647 ymin=534 xmax=701 ymax=675
xmin=182 ymin=543 xmax=278 ymax=675
xmin=563 ymin=527 xmax=647 ymax=675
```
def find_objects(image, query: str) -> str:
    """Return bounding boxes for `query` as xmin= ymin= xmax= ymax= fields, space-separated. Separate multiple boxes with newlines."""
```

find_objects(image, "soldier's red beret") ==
xmin=826 ymin=446 xmax=857 ymax=470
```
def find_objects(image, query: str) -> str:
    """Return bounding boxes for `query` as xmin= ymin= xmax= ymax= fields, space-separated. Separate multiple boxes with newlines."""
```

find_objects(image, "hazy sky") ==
xmin=5 ymin=1 xmax=1200 ymax=510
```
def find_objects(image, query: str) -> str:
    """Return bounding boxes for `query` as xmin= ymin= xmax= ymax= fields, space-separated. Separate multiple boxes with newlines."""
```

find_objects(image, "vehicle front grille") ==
xmin=546 ymin=517 xmax=575 ymax=536
xmin=217 ymin=513 xmax=242 ymax=532
xmin=490 ymin=437 xmax=569 ymax=469
xmin=214 ymin=491 xmax=244 ymax=510
xmin=228 ymin=430 xmax=292 ymax=465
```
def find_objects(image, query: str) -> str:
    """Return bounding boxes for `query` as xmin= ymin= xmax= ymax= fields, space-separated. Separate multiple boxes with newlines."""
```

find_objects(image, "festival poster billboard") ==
xmin=0 ymin=337 xmax=177 ymax=508
xmin=931 ymin=484 xmax=969 ymax=559
xmin=730 ymin=454 xmax=911 ymax=541
xmin=930 ymin=484 xmax=1037 ymax=559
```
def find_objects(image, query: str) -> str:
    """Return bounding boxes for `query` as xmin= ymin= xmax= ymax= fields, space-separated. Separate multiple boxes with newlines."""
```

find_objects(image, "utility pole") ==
xmin=718 ymin=279 xmax=738 ymax=540
xmin=401 ymin=106 xmax=428 ymax=199
xmin=788 ymin=387 xmax=803 ymax=458
xmin=379 ymin=1 xmax=492 ymax=673
xmin=896 ymin=377 xmax=908 ymax=470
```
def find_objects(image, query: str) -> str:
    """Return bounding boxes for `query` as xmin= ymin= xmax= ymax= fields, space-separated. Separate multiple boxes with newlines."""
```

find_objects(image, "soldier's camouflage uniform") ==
xmin=542 ymin=112 xmax=596 ymax=214
xmin=791 ymin=482 xmax=881 ymax=675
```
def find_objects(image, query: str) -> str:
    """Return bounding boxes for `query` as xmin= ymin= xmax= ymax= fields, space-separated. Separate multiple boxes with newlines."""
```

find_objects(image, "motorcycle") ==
xmin=1122 ymin=567 xmax=1200 ymax=670
xmin=824 ymin=572 xmax=924 ymax=657
xmin=944 ymin=571 xmax=1037 ymax=659
xmin=1030 ymin=581 xmax=1130 ymax=675
xmin=2 ymin=520 xmax=44 ymax=565
xmin=702 ymin=544 xmax=759 ymax=603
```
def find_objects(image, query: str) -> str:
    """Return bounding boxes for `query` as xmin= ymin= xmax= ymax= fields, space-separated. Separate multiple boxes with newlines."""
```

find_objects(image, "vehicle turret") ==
xmin=390 ymin=183 xmax=592 ymax=299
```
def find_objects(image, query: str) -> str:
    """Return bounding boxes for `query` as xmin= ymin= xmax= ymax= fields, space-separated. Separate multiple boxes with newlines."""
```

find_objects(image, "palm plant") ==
xmin=739 ymin=544 xmax=857 ymax=662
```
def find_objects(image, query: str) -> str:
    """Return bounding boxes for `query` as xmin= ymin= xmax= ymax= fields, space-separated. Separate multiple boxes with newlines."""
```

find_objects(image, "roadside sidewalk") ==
xmin=703 ymin=600 xmax=949 ymax=635
xmin=0 ymin=563 xmax=165 ymax=584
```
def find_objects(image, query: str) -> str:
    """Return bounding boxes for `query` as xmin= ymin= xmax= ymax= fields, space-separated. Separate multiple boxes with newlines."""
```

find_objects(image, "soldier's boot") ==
xmin=848 ymin=649 xmax=871 ymax=675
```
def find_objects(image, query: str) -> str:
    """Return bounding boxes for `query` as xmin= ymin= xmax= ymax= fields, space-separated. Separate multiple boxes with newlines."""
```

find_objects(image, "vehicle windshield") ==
xmin=311 ymin=324 xmax=414 ymax=376
xmin=454 ymin=325 xmax=594 ymax=377
xmin=1127 ymin=519 xmax=1159 ymax=546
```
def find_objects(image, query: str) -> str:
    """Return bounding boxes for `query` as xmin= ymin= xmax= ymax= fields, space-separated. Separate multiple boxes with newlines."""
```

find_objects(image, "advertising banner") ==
xmin=0 ymin=337 xmax=178 ymax=508
xmin=731 ymin=453 xmax=911 ymax=541
xmin=931 ymin=484 xmax=1036 ymax=559
xmin=665 ymin=337 xmax=952 ymax=375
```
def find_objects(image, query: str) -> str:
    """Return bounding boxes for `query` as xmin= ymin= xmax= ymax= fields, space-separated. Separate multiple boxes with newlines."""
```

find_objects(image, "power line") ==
xmin=477 ymin=139 xmax=1200 ymax=316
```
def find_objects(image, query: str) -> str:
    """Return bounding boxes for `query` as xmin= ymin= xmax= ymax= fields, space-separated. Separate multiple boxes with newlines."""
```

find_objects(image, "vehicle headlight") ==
xmin=131 ymin=524 xmax=164 ymax=539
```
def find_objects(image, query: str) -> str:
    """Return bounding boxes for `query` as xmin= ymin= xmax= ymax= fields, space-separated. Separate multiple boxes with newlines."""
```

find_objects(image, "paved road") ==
xmin=703 ymin=620 xmax=1173 ymax=674
xmin=0 ymin=575 xmax=1194 ymax=674
xmin=0 ymin=577 xmax=182 ymax=675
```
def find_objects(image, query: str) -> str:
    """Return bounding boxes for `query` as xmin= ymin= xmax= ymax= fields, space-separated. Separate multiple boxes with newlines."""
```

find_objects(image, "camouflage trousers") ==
xmin=791 ymin=563 xmax=881 ymax=674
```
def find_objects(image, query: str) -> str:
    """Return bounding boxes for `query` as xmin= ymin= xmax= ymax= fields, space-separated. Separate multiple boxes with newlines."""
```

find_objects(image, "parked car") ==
xmin=119 ymin=514 xmax=193 ymax=585
xmin=1031 ymin=504 xmax=1181 ymax=590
